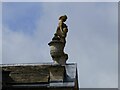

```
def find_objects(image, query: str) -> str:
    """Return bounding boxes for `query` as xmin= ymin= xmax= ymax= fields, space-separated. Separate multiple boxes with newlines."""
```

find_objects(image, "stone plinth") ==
xmin=48 ymin=40 xmax=68 ymax=65
xmin=49 ymin=65 xmax=65 ymax=82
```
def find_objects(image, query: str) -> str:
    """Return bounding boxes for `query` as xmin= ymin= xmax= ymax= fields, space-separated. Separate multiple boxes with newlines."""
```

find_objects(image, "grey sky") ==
xmin=2 ymin=2 xmax=118 ymax=88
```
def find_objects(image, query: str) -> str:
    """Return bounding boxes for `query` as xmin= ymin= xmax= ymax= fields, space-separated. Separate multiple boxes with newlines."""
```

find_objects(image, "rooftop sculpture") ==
xmin=1 ymin=15 xmax=79 ymax=90
xmin=48 ymin=15 xmax=68 ymax=65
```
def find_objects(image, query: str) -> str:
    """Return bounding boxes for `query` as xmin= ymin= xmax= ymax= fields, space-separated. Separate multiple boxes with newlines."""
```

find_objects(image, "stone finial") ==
xmin=48 ymin=15 xmax=68 ymax=65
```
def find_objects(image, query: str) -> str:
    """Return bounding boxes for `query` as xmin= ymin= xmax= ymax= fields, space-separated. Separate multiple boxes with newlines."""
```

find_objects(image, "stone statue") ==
xmin=48 ymin=15 xmax=68 ymax=65
xmin=52 ymin=15 xmax=68 ymax=46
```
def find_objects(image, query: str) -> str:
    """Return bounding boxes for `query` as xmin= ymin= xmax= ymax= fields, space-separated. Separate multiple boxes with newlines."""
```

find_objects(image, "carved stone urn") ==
xmin=48 ymin=40 xmax=68 ymax=65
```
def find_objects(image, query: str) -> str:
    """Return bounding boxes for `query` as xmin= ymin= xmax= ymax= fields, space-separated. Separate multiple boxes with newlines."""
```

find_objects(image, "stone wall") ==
xmin=1 ymin=63 xmax=79 ymax=90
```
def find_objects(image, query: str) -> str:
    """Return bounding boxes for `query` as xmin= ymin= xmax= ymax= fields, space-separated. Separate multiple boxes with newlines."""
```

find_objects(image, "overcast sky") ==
xmin=2 ymin=2 xmax=118 ymax=88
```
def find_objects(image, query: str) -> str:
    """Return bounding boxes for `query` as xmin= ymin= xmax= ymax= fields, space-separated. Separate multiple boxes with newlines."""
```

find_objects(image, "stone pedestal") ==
xmin=48 ymin=40 xmax=68 ymax=65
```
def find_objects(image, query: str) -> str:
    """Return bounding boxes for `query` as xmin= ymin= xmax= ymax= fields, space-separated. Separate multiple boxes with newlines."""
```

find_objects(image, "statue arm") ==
xmin=59 ymin=21 xmax=63 ymax=33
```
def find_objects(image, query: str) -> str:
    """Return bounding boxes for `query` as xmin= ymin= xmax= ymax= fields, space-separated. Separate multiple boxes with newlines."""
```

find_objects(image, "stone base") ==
xmin=53 ymin=53 xmax=68 ymax=65
xmin=48 ymin=40 xmax=68 ymax=65
xmin=49 ymin=65 xmax=65 ymax=82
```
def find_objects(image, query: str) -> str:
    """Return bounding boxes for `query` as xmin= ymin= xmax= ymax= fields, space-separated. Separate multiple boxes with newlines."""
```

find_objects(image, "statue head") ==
xmin=59 ymin=15 xmax=67 ymax=22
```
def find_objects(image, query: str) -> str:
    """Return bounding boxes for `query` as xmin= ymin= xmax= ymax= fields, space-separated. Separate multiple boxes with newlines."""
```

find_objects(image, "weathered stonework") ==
xmin=2 ymin=65 xmax=50 ymax=83
xmin=49 ymin=65 xmax=65 ymax=82
xmin=48 ymin=40 xmax=68 ymax=65
xmin=1 ymin=63 xmax=79 ymax=90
